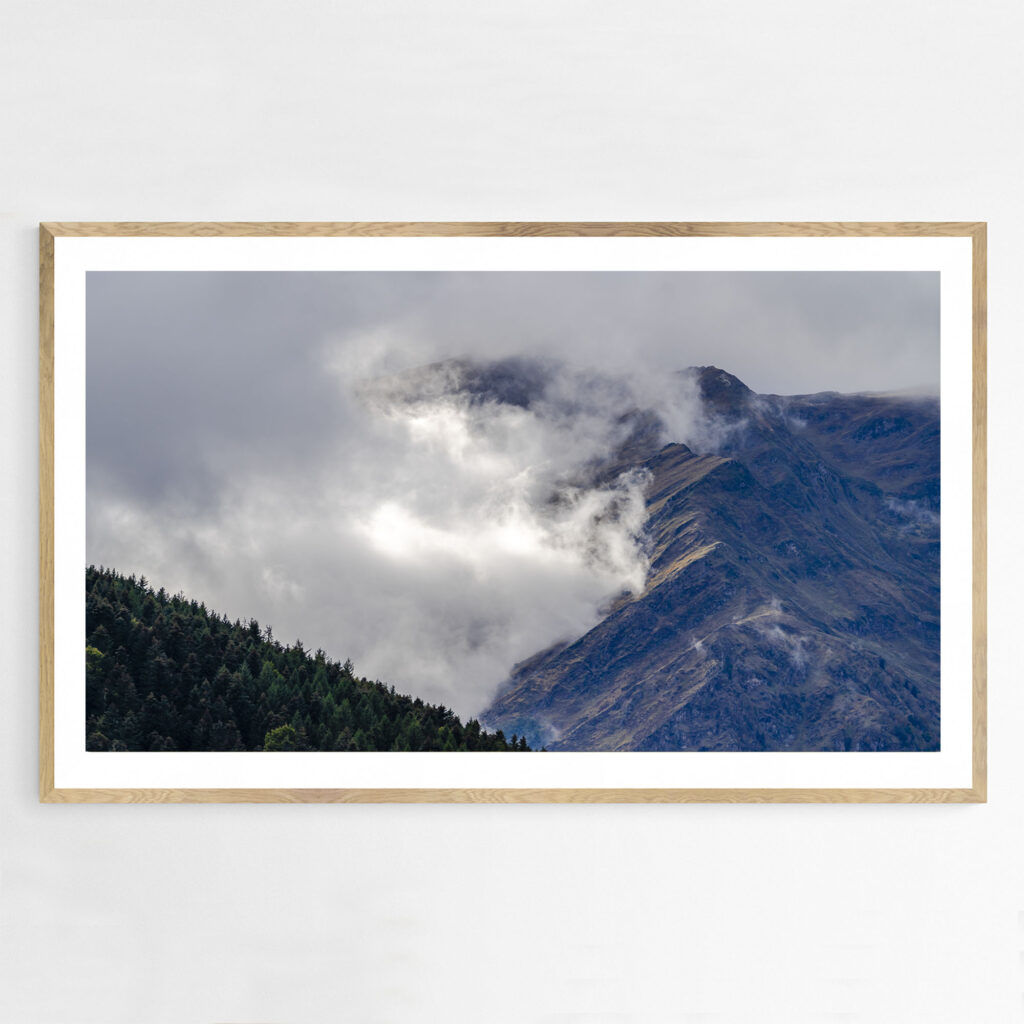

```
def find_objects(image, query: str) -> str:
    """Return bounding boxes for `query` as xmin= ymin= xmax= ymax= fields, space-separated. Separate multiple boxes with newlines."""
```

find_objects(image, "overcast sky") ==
xmin=86 ymin=270 xmax=938 ymax=716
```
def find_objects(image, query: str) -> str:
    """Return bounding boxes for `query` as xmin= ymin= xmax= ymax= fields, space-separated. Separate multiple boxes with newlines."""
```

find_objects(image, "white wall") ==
xmin=2 ymin=2 xmax=1021 ymax=1021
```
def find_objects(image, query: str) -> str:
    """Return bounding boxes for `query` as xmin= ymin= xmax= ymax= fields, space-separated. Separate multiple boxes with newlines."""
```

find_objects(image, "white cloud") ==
xmin=86 ymin=269 xmax=939 ymax=716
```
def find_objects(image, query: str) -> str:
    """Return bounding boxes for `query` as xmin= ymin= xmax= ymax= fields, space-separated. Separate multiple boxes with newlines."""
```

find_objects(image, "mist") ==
xmin=86 ymin=270 xmax=938 ymax=716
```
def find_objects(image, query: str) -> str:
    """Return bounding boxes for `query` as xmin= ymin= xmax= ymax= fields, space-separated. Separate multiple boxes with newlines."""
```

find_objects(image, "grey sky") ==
xmin=87 ymin=270 xmax=938 ymax=715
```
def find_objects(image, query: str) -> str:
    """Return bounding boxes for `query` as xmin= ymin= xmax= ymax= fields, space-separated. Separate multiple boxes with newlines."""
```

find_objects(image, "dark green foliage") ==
xmin=85 ymin=566 xmax=529 ymax=753
xmin=263 ymin=724 xmax=305 ymax=751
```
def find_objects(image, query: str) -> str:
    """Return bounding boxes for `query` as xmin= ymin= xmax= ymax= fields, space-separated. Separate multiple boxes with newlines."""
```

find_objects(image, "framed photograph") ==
xmin=39 ymin=222 xmax=986 ymax=802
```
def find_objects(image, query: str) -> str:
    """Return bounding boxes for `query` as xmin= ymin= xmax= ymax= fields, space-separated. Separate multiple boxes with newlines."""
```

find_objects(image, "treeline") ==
xmin=85 ymin=566 xmax=531 ymax=752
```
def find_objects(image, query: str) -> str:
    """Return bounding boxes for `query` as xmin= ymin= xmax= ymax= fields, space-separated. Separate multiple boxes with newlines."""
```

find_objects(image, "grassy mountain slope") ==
xmin=484 ymin=367 xmax=940 ymax=752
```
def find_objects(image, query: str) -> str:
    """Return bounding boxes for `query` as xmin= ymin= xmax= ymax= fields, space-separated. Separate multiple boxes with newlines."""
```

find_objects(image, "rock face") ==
xmin=483 ymin=365 xmax=940 ymax=752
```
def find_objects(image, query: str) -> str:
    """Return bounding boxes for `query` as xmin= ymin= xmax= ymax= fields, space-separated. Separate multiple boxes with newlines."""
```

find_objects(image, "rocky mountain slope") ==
xmin=482 ymin=365 xmax=940 ymax=752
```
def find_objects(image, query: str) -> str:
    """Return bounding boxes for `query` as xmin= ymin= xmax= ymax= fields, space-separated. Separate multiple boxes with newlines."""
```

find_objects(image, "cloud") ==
xmin=91 ymin=360 xmax=662 ymax=715
xmin=86 ymin=270 xmax=939 ymax=715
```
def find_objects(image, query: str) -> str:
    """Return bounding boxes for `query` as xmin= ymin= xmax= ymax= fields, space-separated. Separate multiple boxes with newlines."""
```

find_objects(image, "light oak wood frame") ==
xmin=39 ymin=221 xmax=987 ymax=803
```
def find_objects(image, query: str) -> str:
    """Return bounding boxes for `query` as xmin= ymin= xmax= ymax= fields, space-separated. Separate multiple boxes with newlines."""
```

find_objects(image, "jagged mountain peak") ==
xmin=483 ymin=380 xmax=941 ymax=753
xmin=689 ymin=365 xmax=755 ymax=416
xmin=360 ymin=355 xmax=557 ymax=410
xmin=370 ymin=358 xmax=766 ymax=424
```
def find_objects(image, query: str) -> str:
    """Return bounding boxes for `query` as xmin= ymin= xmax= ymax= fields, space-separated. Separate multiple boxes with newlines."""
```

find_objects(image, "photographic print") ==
xmin=40 ymin=222 xmax=986 ymax=801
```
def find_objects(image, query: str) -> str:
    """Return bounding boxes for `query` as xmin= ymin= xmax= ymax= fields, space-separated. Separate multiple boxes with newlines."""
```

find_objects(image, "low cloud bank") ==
xmin=86 ymin=270 xmax=938 ymax=716
xmin=91 ymin=346 xmax=711 ymax=716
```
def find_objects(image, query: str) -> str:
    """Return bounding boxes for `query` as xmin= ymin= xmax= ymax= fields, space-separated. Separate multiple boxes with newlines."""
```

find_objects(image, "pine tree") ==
xmin=84 ymin=566 xmax=532 ymax=754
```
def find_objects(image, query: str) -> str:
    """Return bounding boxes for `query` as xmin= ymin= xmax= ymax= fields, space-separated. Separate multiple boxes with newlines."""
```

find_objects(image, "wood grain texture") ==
xmin=40 ymin=787 xmax=985 ymax=804
xmin=38 ymin=221 xmax=987 ymax=804
xmin=39 ymin=225 xmax=55 ymax=802
xmin=972 ymin=223 xmax=988 ymax=802
xmin=40 ymin=221 xmax=985 ymax=238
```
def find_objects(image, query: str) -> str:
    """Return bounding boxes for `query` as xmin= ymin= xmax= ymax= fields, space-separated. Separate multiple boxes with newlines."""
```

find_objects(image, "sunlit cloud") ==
xmin=86 ymin=270 xmax=939 ymax=716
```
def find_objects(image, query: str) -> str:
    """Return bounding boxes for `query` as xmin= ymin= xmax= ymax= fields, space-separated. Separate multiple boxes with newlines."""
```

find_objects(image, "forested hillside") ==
xmin=85 ymin=567 xmax=530 ymax=752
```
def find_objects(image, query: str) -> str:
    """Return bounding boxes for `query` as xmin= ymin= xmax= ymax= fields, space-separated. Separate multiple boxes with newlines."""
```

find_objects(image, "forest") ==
xmin=85 ymin=566 xmax=531 ymax=752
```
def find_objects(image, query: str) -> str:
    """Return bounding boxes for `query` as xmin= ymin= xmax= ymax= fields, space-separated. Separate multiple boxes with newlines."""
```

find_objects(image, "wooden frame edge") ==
xmin=971 ymin=222 xmax=988 ymax=802
xmin=38 ymin=221 xmax=987 ymax=804
xmin=40 ymin=221 xmax=986 ymax=238
xmin=40 ymin=786 xmax=987 ymax=804
xmin=40 ymin=224 xmax=56 ymax=802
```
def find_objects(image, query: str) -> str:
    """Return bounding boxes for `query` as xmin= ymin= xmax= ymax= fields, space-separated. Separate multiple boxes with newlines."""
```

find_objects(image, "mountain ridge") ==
xmin=480 ymin=363 xmax=940 ymax=752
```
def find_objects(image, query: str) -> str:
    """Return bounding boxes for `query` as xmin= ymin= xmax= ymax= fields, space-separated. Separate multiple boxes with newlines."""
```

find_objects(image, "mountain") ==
xmin=482 ymin=365 xmax=940 ymax=752
xmin=91 ymin=360 xmax=941 ymax=755
xmin=362 ymin=355 xmax=554 ymax=411
xmin=85 ymin=566 xmax=531 ymax=752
